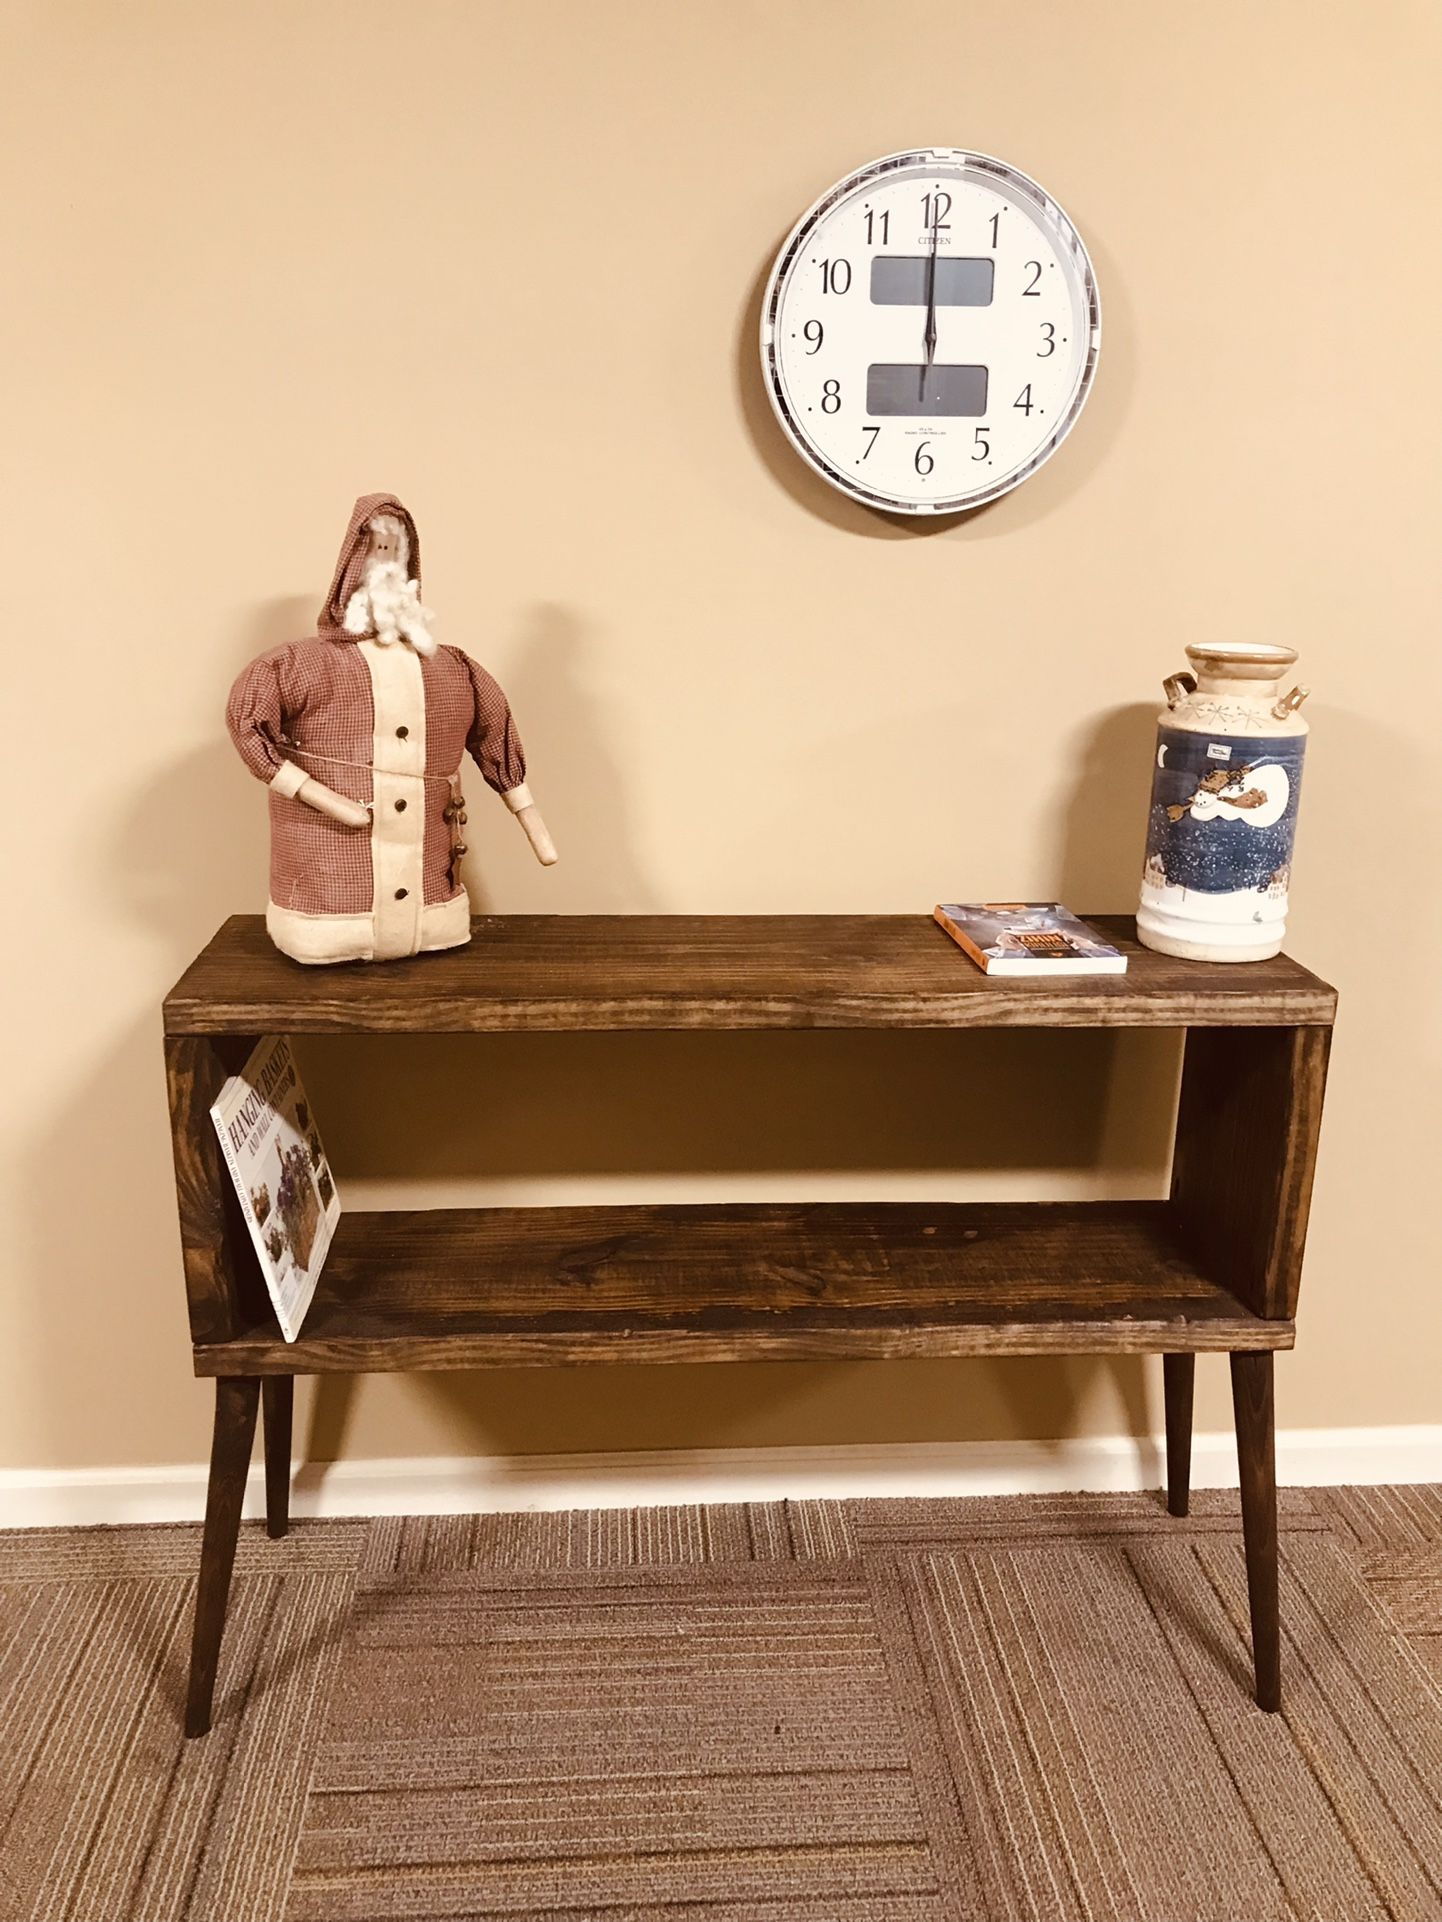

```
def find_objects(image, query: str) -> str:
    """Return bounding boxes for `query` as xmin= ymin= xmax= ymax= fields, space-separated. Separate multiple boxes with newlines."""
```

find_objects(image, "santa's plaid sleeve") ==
xmin=226 ymin=646 xmax=308 ymax=796
xmin=462 ymin=653 xmax=529 ymax=805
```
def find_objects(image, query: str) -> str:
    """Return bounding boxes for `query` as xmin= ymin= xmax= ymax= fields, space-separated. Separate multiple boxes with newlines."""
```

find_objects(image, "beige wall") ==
xmin=4 ymin=0 xmax=1439 ymax=1478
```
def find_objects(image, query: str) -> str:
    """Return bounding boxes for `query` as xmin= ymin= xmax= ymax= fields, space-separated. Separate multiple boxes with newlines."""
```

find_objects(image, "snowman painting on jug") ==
xmin=1138 ymin=643 xmax=1310 ymax=962
xmin=1165 ymin=759 xmax=1291 ymax=830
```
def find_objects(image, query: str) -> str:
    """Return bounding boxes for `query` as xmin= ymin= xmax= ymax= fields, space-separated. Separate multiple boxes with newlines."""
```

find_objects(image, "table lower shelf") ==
xmin=193 ymin=1199 xmax=1292 ymax=1375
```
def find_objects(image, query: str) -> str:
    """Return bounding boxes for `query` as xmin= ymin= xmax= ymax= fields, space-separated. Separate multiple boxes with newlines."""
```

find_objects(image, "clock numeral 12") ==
xmin=921 ymin=190 xmax=952 ymax=230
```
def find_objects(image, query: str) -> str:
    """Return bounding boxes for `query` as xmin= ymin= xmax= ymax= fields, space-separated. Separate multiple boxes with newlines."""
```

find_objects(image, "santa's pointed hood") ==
xmin=318 ymin=492 xmax=423 ymax=642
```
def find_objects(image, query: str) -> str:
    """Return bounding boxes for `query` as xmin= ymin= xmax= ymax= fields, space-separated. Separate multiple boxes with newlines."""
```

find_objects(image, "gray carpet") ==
xmin=1 ymin=1485 xmax=1440 ymax=1920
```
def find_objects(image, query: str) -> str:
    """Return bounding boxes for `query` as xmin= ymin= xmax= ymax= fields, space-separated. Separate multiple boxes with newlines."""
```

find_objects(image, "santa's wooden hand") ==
xmin=516 ymin=804 xmax=558 ymax=865
xmin=293 ymin=776 xmax=370 ymax=829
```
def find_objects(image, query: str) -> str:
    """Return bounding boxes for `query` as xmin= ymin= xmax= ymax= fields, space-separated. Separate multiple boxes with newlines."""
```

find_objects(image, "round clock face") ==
xmin=761 ymin=149 xmax=1101 ymax=516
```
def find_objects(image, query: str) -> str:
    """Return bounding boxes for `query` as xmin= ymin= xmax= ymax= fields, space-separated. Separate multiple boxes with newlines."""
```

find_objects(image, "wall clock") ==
xmin=760 ymin=148 xmax=1100 ymax=516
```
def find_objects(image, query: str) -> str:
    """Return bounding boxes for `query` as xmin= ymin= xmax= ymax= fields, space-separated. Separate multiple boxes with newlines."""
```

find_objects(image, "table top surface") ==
xmin=162 ymin=914 xmax=1337 ymax=1035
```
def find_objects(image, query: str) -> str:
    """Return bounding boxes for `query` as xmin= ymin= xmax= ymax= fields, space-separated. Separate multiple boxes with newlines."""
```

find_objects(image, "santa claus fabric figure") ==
xmin=226 ymin=492 xmax=556 ymax=964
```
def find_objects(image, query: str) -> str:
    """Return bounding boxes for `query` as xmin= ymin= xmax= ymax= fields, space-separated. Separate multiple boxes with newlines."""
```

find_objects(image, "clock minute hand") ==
xmin=924 ymin=220 xmax=939 ymax=368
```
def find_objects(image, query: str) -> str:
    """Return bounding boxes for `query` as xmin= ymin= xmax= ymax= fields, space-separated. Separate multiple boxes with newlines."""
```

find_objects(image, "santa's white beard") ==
xmin=343 ymin=561 xmax=438 ymax=655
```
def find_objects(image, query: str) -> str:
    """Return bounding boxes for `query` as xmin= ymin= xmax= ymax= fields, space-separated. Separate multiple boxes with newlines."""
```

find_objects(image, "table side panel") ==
xmin=1170 ymin=1024 xmax=1333 ymax=1321
xmin=164 ymin=1033 xmax=270 ymax=1346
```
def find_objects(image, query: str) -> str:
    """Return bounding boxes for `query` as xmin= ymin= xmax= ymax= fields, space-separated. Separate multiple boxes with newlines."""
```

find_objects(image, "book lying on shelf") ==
xmin=933 ymin=903 xmax=1128 ymax=976
xmin=208 ymin=1035 xmax=340 ymax=1341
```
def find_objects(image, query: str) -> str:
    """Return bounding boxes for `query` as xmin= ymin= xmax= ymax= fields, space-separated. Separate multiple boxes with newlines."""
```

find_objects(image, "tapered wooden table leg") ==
xmin=186 ymin=1376 xmax=260 ymax=1738
xmin=262 ymin=1377 xmax=294 ymax=1540
xmin=1163 ymin=1353 xmax=1195 ymax=1517
xmin=1230 ymin=1350 xmax=1280 ymax=1712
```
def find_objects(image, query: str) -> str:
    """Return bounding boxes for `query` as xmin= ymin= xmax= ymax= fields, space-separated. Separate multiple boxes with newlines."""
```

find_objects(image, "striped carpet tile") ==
xmin=1311 ymin=1483 xmax=1442 ymax=1681
xmin=294 ymin=1560 xmax=948 ymax=1920
xmin=1 ymin=1487 xmax=1440 ymax=1920
xmin=874 ymin=1544 xmax=1299 ymax=1919
xmin=846 ymin=1485 xmax=1328 ymax=1546
xmin=1311 ymin=1482 xmax=1442 ymax=1562
xmin=1129 ymin=1538 xmax=1392 ymax=1918
xmin=357 ymin=1498 xmax=851 ymax=1574
xmin=0 ymin=1571 xmax=353 ymax=1922
xmin=1204 ymin=1533 xmax=1442 ymax=1918
xmin=0 ymin=1521 xmax=368 ymax=1583
xmin=181 ymin=1573 xmax=351 ymax=1922
xmin=360 ymin=1501 xmax=769 ymax=1573
xmin=873 ymin=1534 xmax=1442 ymax=1921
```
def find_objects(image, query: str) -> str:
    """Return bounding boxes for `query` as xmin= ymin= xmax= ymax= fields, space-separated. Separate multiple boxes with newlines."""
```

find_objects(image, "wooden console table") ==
xmin=163 ymin=914 xmax=1335 ymax=1735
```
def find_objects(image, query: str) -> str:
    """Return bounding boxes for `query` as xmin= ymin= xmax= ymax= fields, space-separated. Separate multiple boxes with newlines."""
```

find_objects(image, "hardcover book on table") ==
xmin=208 ymin=1035 xmax=340 ymax=1340
xmin=933 ymin=903 xmax=1128 ymax=976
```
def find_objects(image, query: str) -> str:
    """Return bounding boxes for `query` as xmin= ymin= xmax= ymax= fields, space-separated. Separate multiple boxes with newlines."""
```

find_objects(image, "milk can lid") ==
xmin=1185 ymin=641 xmax=1298 ymax=672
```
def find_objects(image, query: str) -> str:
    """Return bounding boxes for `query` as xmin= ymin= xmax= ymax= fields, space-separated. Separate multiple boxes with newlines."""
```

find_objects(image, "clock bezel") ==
xmin=760 ymin=147 xmax=1102 ymax=517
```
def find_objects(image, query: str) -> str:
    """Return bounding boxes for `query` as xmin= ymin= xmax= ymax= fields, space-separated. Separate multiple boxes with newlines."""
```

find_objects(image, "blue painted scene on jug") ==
xmin=1143 ymin=727 xmax=1305 ymax=896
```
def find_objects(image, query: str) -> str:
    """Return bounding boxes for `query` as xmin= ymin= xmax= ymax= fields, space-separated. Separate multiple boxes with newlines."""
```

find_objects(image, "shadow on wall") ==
xmin=295 ymin=593 xmax=669 ymax=1460
xmin=294 ymin=687 xmax=1178 ymax=1473
xmin=26 ymin=615 xmax=1239 ymax=1476
xmin=296 ymin=1030 xmax=1179 ymax=1471
xmin=468 ymin=603 xmax=660 ymax=916
xmin=1053 ymin=703 xmax=1159 ymax=909
xmin=11 ymin=591 xmax=646 ymax=1472
xmin=111 ymin=598 xmax=315 ymax=955
xmin=16 ymin=597 xmax=329 ymax=1471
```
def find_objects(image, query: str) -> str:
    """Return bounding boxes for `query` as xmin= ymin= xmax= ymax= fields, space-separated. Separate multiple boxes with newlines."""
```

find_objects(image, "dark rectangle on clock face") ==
xmin=865 ymin=363 xmax=989 ymax=417
xmin=869 ymin=256 xmax=995 ymax=306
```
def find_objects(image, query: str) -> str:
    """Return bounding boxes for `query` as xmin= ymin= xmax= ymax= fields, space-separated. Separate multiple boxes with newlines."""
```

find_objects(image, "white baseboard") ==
xmin=1 ymin=1427 xmax=1437 ymax=1530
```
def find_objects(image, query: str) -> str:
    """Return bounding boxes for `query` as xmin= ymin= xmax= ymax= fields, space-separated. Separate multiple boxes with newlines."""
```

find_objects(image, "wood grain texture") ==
xmin=1171 ymin=1024 xmax=1333 ymax=1320
xmin=160 ymin=916 xmax=1333 ymax=1739
xmin=262 ymin=1377 xmax=293 ymax=1540
xmin=186 ymin=1376 xmax=259 ymax=1738
xmin=190 ymin=1201 xmax=1294 ymax=1375
xmin=162 ymin=915 xmax=1338 ymax=1036
xmin=1163 ymin=1352 xmax=1195 ymax=1518
xmin=1231 ymin=1350 xmax=1281 ymax=1711
xmin=164 ymin=1033 xmax=268 ymax=1346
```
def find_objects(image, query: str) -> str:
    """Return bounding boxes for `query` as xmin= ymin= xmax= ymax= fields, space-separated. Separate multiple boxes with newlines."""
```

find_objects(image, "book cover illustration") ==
xmin=933 ymin=903 xmax=1128 ymax=976
xmin=208 ymin=1035 xmax=340 ymax=1341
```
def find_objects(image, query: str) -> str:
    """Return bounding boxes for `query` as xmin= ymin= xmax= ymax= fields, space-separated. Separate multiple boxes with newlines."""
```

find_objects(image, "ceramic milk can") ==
xmin=1137 ymin=642 xmax=1310 ymax=962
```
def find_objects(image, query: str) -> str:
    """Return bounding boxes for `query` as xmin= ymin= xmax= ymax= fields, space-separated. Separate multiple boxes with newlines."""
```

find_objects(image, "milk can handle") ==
xmin=1163 ymin=670 xmax=1197 ymax=709
xmin=1271 ymin=685 xmax=1310 ymax=719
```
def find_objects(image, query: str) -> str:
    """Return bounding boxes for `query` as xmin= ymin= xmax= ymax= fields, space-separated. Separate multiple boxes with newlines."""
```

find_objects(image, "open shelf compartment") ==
xmin=194 ymin=1198 xmax=1292 ymax=1375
